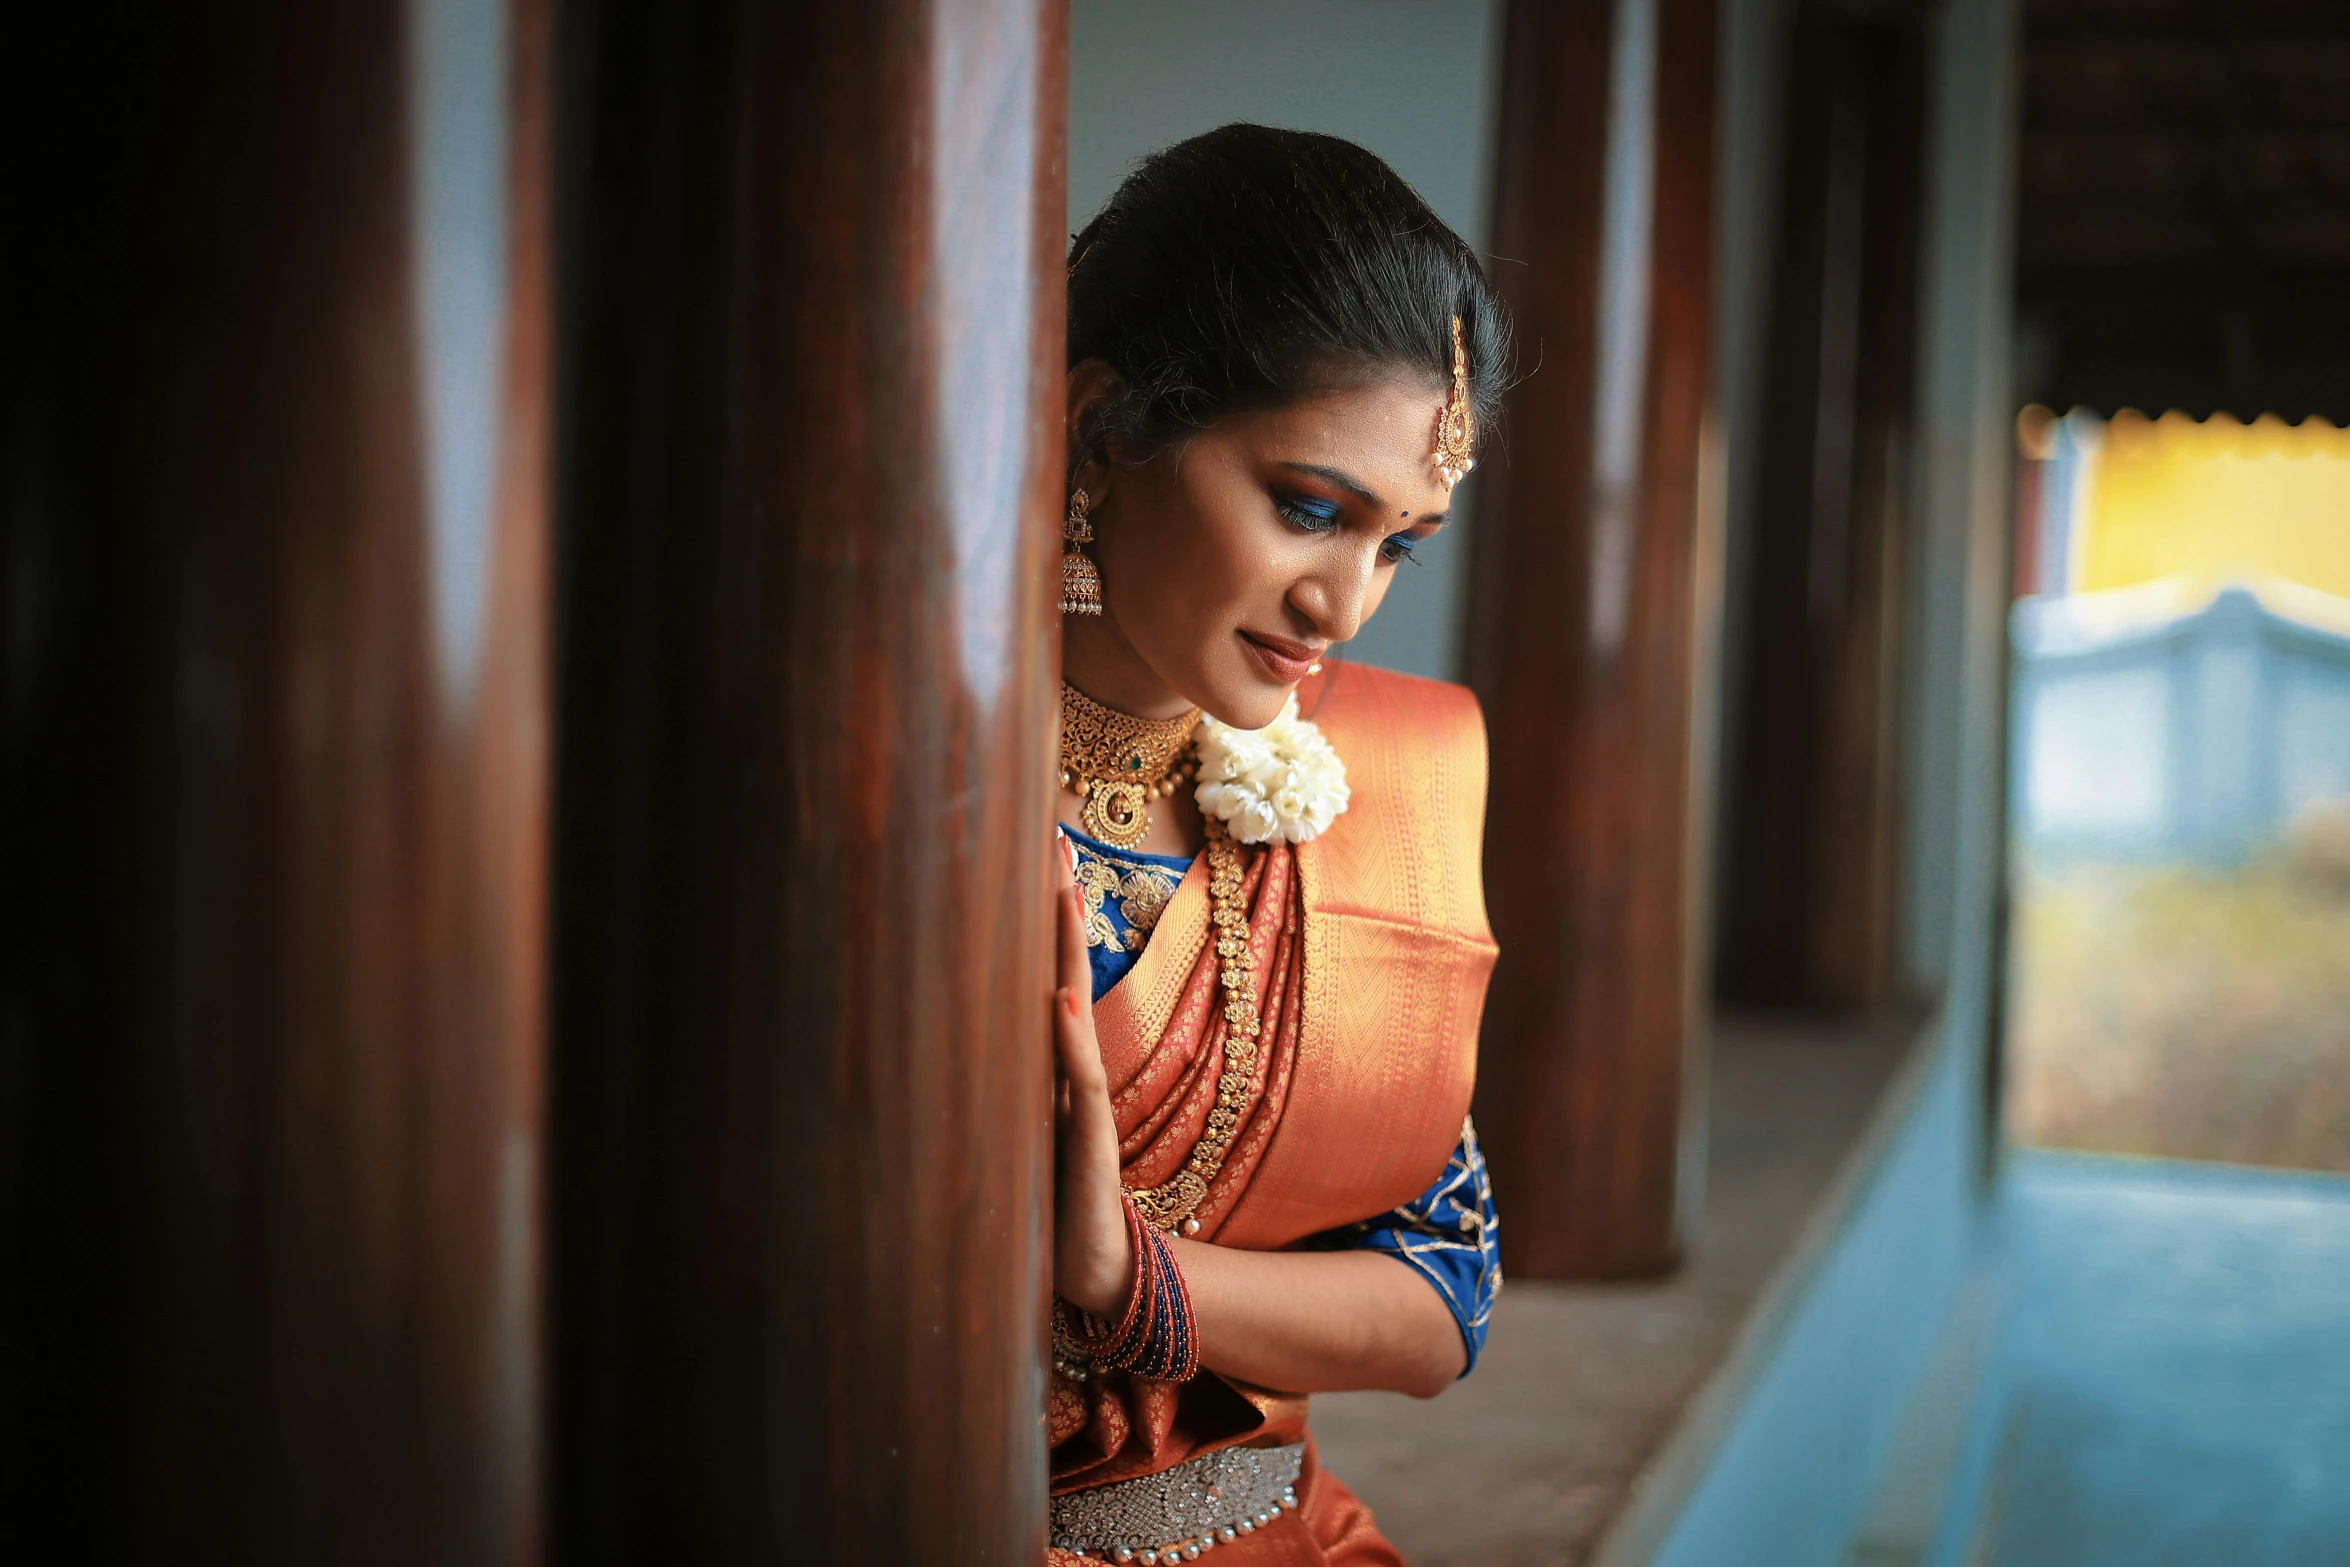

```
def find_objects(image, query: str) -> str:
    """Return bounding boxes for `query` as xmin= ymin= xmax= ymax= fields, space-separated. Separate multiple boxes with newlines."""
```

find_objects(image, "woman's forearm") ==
xmin=1168 ymin=1239 xmax=1465 ymax=1399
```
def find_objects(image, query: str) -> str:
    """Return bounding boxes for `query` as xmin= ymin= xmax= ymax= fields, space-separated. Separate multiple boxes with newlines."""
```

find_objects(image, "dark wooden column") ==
xmin=549 ymin=2 xmax=1063 ymax=1562
xmin=2 ymin=1 xmax=551 ymax=1560
xmin=1464 ymin=0 xmax=1718 ymax=1279
xmin=1718 ymin=7 xmax=1925 ymax=1014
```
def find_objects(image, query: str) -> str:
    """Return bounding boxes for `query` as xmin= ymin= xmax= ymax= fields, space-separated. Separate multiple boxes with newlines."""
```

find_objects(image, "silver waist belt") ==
xmin=1050 ymin=1440 xmax=1305 ymax=1562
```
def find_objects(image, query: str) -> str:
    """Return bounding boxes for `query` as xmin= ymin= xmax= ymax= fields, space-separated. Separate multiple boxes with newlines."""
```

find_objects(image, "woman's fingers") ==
xmin=1056 ymin=881 xmax=1091 ymax=1000
xmin=1047 ymin=874 xmax=1133 ymax=1317
xmin=1054 ymin=983 xmax=1116 ymax=1152
xmin=1053 ymin=889 xmax=1108 ymax=1090
xmin=1056 ymin=987 xmax=1109 ymax=1101
xmin=1059 ymin=1000 xmax=1121 ymax=1229
xmin=1055 ymin=981 xmax=1133 ymax=1317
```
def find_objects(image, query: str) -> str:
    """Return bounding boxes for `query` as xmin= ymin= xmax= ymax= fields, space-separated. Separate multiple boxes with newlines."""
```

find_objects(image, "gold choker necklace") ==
xmin=1059 ymin=683 xmax=1200 ymax=850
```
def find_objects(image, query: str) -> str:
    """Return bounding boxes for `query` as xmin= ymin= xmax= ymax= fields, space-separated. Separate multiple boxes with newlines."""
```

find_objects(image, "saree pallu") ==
xmin=1049 ymin=663 xmax=1498 ymax=1566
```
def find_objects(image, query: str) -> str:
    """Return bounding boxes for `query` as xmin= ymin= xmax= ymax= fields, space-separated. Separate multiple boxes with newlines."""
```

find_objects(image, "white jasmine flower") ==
xmin=1193 ymin=694 xmax=1350 ymax=845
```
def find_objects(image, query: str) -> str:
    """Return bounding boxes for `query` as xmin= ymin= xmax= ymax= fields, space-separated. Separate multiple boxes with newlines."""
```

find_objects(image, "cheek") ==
xmin=1113 ymin=472 xmax=1274 ymax=622
xmin=1178 ymin=470 xmax=1303 ymax=607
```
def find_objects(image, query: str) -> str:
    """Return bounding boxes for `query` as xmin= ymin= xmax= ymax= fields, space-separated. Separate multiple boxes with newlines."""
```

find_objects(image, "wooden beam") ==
xmin=1718 ymin=11 xmax=1925 ymax=1013
xmin=1 ymin=1 xmax=552 ymax=1558
xmin=547 ymin=1 xmax=1064 ymax=1559
xmin=1464 ymin=0 xmax=1719 ymax=1279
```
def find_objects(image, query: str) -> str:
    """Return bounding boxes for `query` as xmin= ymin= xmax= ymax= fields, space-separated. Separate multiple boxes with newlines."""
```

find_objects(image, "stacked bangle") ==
xmin=1057 ymin=1193 xmax=1200 ymax=1384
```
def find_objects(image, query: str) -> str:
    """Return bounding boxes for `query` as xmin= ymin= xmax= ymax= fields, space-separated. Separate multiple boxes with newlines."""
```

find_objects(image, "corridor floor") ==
xmin=1964 ymin=1153 xmax=2350 ymax=1566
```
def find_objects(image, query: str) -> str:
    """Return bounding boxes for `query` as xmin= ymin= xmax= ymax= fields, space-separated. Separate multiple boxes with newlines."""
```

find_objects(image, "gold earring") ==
xmin=1061 ymin=487 xmax=1104 ymax=616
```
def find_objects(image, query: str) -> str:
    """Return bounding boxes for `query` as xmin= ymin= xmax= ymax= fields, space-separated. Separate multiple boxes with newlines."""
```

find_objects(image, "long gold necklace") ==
xmin=1058 ymin=683 xmax=1199 ymax=850
xmin=1126 ymin=816 xmax=1260 ymax=1236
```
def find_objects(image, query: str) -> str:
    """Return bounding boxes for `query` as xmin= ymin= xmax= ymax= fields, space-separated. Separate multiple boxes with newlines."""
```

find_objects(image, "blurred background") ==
xmin=2007 ymin=407 xmax=2350 ymax=1174
xmin=3 ymin=0 xmax=2344 ymax=1564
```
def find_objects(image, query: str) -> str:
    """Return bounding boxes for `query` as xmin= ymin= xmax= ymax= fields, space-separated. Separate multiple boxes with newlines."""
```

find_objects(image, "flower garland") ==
xmin=1191 ymin=693 xmax=1349 ymax=846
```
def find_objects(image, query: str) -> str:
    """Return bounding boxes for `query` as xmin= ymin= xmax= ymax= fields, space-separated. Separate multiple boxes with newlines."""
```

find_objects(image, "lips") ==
xmin=1238 ymin=630 xmax=1324 ymax=684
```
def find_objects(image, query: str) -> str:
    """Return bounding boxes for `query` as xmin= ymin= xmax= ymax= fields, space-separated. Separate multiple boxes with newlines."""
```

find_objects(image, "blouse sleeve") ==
xmin=1314 ymin=1118 xmax=1502 ymax=1377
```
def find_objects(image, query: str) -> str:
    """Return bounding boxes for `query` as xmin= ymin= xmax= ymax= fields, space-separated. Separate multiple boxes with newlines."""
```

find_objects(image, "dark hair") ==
xmin=1067 ymin=123 xmax=1511 ymax=464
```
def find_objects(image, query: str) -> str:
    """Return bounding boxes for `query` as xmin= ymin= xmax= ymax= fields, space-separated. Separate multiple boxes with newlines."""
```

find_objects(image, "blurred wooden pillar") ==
xmin=2 ymin=1 xmax=551 ymax=1560
xmin=1465 ymin=0 xmax=1719 ymax=1278
xmin=1718 ymin=8 xmax=1925 ymax=1013
xmin=548 ymin=2 xmax=1063 ymax=1562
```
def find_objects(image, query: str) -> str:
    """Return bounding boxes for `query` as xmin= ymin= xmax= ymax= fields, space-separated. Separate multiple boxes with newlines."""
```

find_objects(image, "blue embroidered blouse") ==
xmin=1063 ymin=823 xmax=1501 ymax=1376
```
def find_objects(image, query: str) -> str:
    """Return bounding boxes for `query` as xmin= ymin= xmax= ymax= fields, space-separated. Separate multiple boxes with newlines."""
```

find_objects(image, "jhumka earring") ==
xmin=1432 ymin=315 xmax=1477 ymax=490
xmin=1061 ymin=487 xmax=1104 ymax=616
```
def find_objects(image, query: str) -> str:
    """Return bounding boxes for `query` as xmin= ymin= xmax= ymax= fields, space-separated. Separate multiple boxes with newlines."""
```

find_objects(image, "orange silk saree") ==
xmin=1048 ymin=662 xmax=1498 ymax=1566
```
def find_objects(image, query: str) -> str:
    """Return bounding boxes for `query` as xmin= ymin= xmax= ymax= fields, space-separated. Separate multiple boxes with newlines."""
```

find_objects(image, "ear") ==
xmin=1066 ymin=358 xmax=1127 ymax=503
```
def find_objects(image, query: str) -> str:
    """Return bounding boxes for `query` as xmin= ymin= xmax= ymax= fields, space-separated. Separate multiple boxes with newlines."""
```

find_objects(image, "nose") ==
xmin=1286 ymin=539 xmax=1381 ymax=645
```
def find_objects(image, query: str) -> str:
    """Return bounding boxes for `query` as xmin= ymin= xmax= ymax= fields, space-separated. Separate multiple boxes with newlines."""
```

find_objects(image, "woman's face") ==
xmin=1064 ymin=365 xmax=1457 ymax=729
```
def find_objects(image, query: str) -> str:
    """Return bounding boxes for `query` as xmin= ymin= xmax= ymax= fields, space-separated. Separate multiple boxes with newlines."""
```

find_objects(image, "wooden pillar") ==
xmin=548 ymin=2 xmax=1063 ymax=1562
xmin=1464 ymin=0 xmax=1718 ymax=1279
xmin=1717 ymin=8 xmax=1925 ymax=1013
xmin=2 ymin=1 xmax=551 ymax=1560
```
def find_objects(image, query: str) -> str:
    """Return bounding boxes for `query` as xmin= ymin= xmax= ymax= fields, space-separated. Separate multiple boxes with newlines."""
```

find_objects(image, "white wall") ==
xmin=1067 ymin=0 xmax=1502 ymax=683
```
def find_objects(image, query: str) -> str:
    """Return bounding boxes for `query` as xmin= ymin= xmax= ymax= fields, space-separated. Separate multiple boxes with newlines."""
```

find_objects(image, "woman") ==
xmin=1045 ymin=125 xmax=1509 ymax=1566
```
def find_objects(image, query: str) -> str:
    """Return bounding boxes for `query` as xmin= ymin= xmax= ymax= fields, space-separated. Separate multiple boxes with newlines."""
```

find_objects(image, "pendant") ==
xmin=1079 ymin=778 xmax=1153 ymax=849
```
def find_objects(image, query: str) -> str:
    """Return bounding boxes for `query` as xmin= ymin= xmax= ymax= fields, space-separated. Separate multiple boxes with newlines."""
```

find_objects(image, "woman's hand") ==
xmin=1053 ymin=883 xmax=1134 ymax=1319
xmin=1049 ymin=878 xmax=1461 ymax=1398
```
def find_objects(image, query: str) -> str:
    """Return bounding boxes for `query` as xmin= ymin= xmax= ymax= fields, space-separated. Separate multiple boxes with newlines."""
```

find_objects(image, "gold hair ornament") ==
xmin=1432 ymin=314 xmax=1477 ymax=490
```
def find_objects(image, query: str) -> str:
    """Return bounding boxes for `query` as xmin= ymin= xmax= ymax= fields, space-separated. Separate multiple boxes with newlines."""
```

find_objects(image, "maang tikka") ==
xmin=1432 ymin=314 xmax=1477 ymax=490
xmin=1061 ymin=486 xmax=1104 ymax=616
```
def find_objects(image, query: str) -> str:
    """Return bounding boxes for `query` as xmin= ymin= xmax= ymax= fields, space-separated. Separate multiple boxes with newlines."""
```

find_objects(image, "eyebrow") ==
xmin=1277 ymin=462 xmax=1383 ymax=509
xmin=1273 ymin=461 xmax=1450 ymax=529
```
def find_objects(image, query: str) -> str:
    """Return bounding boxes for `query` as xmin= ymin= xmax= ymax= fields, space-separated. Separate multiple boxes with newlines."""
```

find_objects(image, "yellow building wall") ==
xmin=2078 ymin=412 xmax=2350 ymax=601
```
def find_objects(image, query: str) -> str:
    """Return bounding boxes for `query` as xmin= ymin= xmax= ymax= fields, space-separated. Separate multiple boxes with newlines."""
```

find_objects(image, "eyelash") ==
xmin=1274 ymin=494 xmax=1342 ymax=534
xmin=1274 ymin=494 xmax=1424 ymax=567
